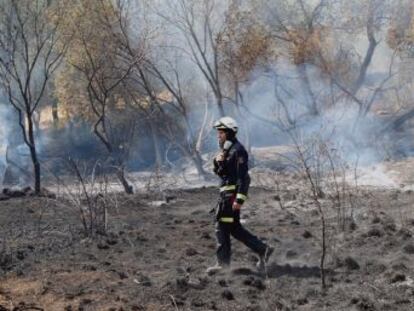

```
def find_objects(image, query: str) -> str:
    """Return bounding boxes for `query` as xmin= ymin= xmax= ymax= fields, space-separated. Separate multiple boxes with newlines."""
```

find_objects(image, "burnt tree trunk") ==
xmin=92 ymin=112 xmax=134 ymax=195
xmin=27 ymin=113 xmax=41 ymax=194
xmin=149 ymin=121 xmax=163 ymax=168
xmin=217 ymin=96 xmax=225 ymax=117
xmin=116 ymin=166 xmax=133 ymax=194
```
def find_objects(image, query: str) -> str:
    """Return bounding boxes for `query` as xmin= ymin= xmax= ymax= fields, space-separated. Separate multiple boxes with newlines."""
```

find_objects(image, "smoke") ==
xmin=0 ymin=0 xmax=410 ymax=188
xmin=135 ymin=0 xmax=406 ymax=176
xmin=0 ymin=104 xmax=12 ymax=186
xmin=233 ymin=52 xmax=398 ymax=171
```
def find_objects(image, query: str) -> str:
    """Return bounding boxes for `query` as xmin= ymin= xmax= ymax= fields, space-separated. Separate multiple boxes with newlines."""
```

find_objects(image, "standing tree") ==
xmin=108 ymin=0 xmax=211 ymax=177
xmin=0 ymin=0 xmax=69 ymax=193
xmin=144 ymin=59 xmax=210 ymax=178
xmin=58 ymin=0 xmax=143 ymax=194
xmin=158 ymin=0 xmax=227 ymax=117
xmin=217 ymin=3 xmax=275 ymax=151
xmin=250 ymin=0 xmax=395 ymax=130
xmin=385 ymin=0 xmax=414 ymax=131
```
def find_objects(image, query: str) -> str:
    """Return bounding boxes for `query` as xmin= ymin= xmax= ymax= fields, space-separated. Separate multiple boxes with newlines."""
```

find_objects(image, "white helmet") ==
xmin=213 ymin=116 xmax=238 ymax=133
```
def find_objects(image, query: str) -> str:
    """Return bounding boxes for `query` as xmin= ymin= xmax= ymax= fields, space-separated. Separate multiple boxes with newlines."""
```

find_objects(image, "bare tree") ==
xmin=285 ymin=130 xmax=358 ymax=290
xmin=381 ymin=0 xmax=414 ymax=131
xmin=110 ymin=1 xmax=211 ymax=178
xmin=254 ymin=0 xmax=395 ymax=125
xmin=63 ymin=0 xmax=144 ymax=194
xmin=158 ymin=0 xmax=227 ymax=117
xmin=0 ymin=0 xmax=69 ymax=193
xmin=122 ymin=60 xmax=210 ymax=178
xmin=217 ymin=2 xmax=275 ymax=152
xmin=106 ymin=0 xmax=166 ymax=169
xmin=145 ymin=60 xmax=210 ymax=178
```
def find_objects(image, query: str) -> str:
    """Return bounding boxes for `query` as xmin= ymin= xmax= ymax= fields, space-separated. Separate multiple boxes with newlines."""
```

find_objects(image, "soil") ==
xmin=1 ymin=172 xmax=414 ymax=310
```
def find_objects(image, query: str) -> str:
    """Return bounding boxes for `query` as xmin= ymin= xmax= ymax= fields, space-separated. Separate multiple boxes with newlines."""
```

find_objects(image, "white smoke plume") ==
xmin=0 ymin=104 xmax=11 ymax=186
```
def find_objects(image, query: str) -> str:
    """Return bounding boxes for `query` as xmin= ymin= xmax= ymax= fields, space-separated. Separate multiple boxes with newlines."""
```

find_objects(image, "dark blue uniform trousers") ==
xmin=215 ymin=212 xmax=267 ymax=265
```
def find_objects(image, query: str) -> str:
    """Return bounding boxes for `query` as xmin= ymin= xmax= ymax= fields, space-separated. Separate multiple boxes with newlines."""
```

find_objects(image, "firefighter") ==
xmin=206 ymin=116 xmax=274 ymax=274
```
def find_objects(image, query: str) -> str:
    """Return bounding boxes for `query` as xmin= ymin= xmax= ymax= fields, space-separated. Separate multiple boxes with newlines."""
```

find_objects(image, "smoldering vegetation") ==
xmin=1 ymin=0 xmax=414 ymax=310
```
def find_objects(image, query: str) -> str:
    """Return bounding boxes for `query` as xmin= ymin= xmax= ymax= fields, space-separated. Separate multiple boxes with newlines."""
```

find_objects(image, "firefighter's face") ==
xmin=217 ymin=130 xmax=227 ymax=144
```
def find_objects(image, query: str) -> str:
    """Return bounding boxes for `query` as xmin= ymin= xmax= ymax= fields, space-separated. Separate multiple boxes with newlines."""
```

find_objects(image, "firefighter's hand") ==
xmin=215 ymin=152 xmax=225 ymax=162
xmin=232 ymin=202 xmax=242 ymax=211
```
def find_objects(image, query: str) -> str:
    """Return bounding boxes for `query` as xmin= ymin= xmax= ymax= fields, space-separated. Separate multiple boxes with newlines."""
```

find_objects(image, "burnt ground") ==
xmin=1 ymin=175 xmax=414 ymax=310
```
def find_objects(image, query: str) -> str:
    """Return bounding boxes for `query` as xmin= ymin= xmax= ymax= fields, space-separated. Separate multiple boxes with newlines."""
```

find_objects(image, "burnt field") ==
xmin=2 ymin=0 xmax=414 ymax=309
xmin=1 ymin=172 xmax=414 ymax=311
